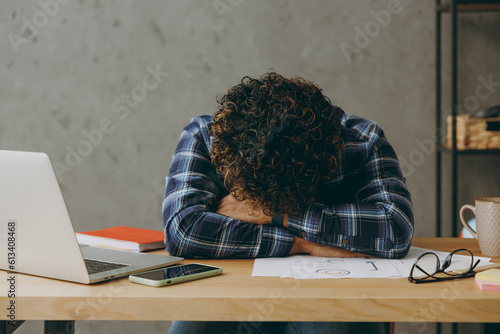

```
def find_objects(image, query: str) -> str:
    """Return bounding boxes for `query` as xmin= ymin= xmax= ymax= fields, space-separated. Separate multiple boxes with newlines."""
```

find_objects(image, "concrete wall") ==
xmin=1 ymin=0 xmax=499 ymax=333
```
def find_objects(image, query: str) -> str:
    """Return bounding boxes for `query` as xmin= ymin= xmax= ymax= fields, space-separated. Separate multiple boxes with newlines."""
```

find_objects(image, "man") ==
xmin=163 ymin=72 xmax=413 ymax=333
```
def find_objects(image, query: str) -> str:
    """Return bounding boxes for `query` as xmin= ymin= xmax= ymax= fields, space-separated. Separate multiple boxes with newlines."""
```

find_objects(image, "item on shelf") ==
xmin=446 ymin=114 xmax=500 ymax=150
xmin=76 ymin=226 xmax=166 ymax=252
xmin=472 ymin=105 xmax=500 ymax=119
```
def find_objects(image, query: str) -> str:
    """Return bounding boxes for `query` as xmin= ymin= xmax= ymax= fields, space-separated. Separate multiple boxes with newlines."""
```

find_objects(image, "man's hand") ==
xmin=290 ymin=236 xmax=368 ymax=257
xmin=216 ymin=194 xmax=272 ymax=225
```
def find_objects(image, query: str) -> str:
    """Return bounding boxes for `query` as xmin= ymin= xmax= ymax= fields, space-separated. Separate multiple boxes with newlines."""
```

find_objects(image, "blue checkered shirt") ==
xmin=163 ymin=111 xmax=414 ymax=259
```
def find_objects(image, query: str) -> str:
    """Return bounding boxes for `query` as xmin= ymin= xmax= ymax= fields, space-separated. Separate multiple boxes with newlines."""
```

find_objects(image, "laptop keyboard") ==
xmin=84 ymin=259 xmax=130 ymax=275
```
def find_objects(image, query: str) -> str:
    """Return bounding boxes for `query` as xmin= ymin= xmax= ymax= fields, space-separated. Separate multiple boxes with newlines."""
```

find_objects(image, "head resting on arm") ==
xmin=211 ymin=71 xmax=344 ymax=217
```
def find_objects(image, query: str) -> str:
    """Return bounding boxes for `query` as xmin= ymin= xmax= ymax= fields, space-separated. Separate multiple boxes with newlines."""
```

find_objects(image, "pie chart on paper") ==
xmin=316 ymin=269 xmax=350 ymax=277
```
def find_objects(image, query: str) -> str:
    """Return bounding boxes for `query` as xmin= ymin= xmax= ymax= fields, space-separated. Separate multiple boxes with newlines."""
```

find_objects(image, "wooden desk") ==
xmin=1 ymin=238 xmax=500 ymax=330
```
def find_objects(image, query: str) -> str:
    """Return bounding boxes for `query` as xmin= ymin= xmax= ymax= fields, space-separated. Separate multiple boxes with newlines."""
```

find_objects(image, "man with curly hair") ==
xmin=164 ymin=72 xmax=413 ymax=333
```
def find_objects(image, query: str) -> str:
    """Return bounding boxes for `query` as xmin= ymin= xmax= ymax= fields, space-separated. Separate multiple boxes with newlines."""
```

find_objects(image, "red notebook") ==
xmin=76 ymin=226 xmax=165 ymax=252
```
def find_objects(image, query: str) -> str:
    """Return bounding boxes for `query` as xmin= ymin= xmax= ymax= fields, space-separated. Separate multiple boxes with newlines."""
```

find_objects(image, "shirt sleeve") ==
xmin=162 ymin=121 xmax=294 ymax=259
xmin=286 ymin=133 xmax=414 ymax=259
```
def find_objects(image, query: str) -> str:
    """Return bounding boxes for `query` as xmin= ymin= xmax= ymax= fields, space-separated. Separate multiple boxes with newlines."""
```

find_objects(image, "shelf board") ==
xmin=437 ymin=0 xmax=500 ymax=12
xmin=438 ymin=144 xmax=500 ymax=154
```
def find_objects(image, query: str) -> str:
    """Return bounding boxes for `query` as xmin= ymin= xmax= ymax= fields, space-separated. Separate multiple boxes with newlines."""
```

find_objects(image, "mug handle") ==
xmin=460 ymin=204 xmax=478 ymax=239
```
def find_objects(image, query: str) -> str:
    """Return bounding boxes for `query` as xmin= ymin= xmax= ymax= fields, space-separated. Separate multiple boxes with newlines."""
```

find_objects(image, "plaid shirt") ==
xmin=163 ymin=111 xmax=414 ymax=259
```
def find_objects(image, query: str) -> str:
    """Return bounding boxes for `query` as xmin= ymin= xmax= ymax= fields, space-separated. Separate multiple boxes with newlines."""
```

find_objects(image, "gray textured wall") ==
xmin=1 ymin=0 xmax=499 ymax=333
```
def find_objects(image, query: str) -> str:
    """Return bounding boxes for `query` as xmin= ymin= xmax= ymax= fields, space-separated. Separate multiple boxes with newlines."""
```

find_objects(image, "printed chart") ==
xmin=252 ymin=247 xmax=492 ymax=279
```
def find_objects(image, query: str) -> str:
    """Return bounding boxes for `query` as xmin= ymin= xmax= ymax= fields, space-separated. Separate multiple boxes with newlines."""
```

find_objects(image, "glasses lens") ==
xmin=412 ymin=253 xmax=439 ymax=278
xmin=443 ymin=249 xmax=474 ymax=276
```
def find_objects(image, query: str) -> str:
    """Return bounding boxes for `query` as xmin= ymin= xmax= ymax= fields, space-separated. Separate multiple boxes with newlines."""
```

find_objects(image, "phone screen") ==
xmin=136 ymin=264 xmax=217 ymax=280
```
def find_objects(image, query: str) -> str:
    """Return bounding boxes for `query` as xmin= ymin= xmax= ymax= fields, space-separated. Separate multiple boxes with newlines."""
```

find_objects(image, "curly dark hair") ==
xmin=211 ymin=72 xmax=344 ymax=216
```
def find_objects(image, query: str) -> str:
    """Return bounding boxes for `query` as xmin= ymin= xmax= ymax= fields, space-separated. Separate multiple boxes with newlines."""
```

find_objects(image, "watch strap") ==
xmin=271 ymin=214 xmax=284 ymax=227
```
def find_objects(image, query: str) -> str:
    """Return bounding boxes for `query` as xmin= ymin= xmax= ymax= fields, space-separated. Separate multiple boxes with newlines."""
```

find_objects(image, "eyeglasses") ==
xmin=408 ymin=248 xmax=480 ymax=284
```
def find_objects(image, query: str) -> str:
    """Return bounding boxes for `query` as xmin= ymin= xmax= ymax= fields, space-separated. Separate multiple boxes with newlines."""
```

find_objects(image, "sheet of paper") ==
xmin=252 ymin=247 xmax=492 ymax=279
xmin=280 ymin=256 xmax=403 ymax=279
xmin=251 ymin=256 xmax=296 ymax=276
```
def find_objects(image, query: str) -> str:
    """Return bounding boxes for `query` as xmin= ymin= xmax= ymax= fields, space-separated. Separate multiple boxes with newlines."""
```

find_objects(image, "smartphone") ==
xmin=129 ymin=263 xmax=223 ymax=287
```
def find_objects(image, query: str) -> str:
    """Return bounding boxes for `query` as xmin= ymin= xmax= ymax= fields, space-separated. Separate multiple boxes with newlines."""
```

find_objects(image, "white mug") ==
xmin=460 ymin=197 xmax=500 ymax=257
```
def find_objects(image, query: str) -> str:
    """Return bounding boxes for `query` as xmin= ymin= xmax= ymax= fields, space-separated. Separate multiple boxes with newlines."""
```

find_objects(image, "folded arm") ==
xmin=163 ymin=118 xmax=413 ymax=259
xmin=162 ymin=122 xmax=295 ymax=258
xmin=285 ymin=136 xmax=414 ymax=258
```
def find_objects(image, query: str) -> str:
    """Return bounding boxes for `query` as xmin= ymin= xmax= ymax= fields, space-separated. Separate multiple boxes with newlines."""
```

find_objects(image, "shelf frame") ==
xmin=435 ymin=0 xmax=500 ymax=240
xmin=437 ymin=0 xmax=500 ymax=12
xmin=438 ymin=145 xmax=500 ymax=155
xmin=435 ymin=0 xmax=460 ymax=238
xmin=435 ymin=2 xmax=500 ymax=334
xmin=436 ymin=0 xmax=442 ymax=238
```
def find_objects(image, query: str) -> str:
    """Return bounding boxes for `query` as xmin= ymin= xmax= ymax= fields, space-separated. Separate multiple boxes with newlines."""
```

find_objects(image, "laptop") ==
xmin=0 ymin=150 xmax=183 ymax=284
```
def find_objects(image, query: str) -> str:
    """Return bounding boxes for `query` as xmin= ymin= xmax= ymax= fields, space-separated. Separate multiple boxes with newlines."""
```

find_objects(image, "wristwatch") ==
xmin=271 ymin=214 xmax=284 ymax=227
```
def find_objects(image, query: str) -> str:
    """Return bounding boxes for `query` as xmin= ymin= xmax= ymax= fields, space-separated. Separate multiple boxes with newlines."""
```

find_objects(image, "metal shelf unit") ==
xmin=435 ymin=0 xmax=500 ymax=238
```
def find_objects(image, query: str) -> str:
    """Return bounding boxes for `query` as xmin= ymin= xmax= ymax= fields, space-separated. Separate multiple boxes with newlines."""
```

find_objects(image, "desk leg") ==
xmin=44 ymin=321 xmax=74 ymax=334
xmin=484 ymin=323 xmax=500 ymax=334
xmin=0 ymin=321 xmax=25 ymax=334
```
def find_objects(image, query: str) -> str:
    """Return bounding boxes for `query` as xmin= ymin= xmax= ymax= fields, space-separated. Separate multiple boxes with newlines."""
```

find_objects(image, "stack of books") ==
xmin=76 ymin=226 xmax=165 ymax=252
xmin=475 ymin=269 xmax=500 ymax=291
